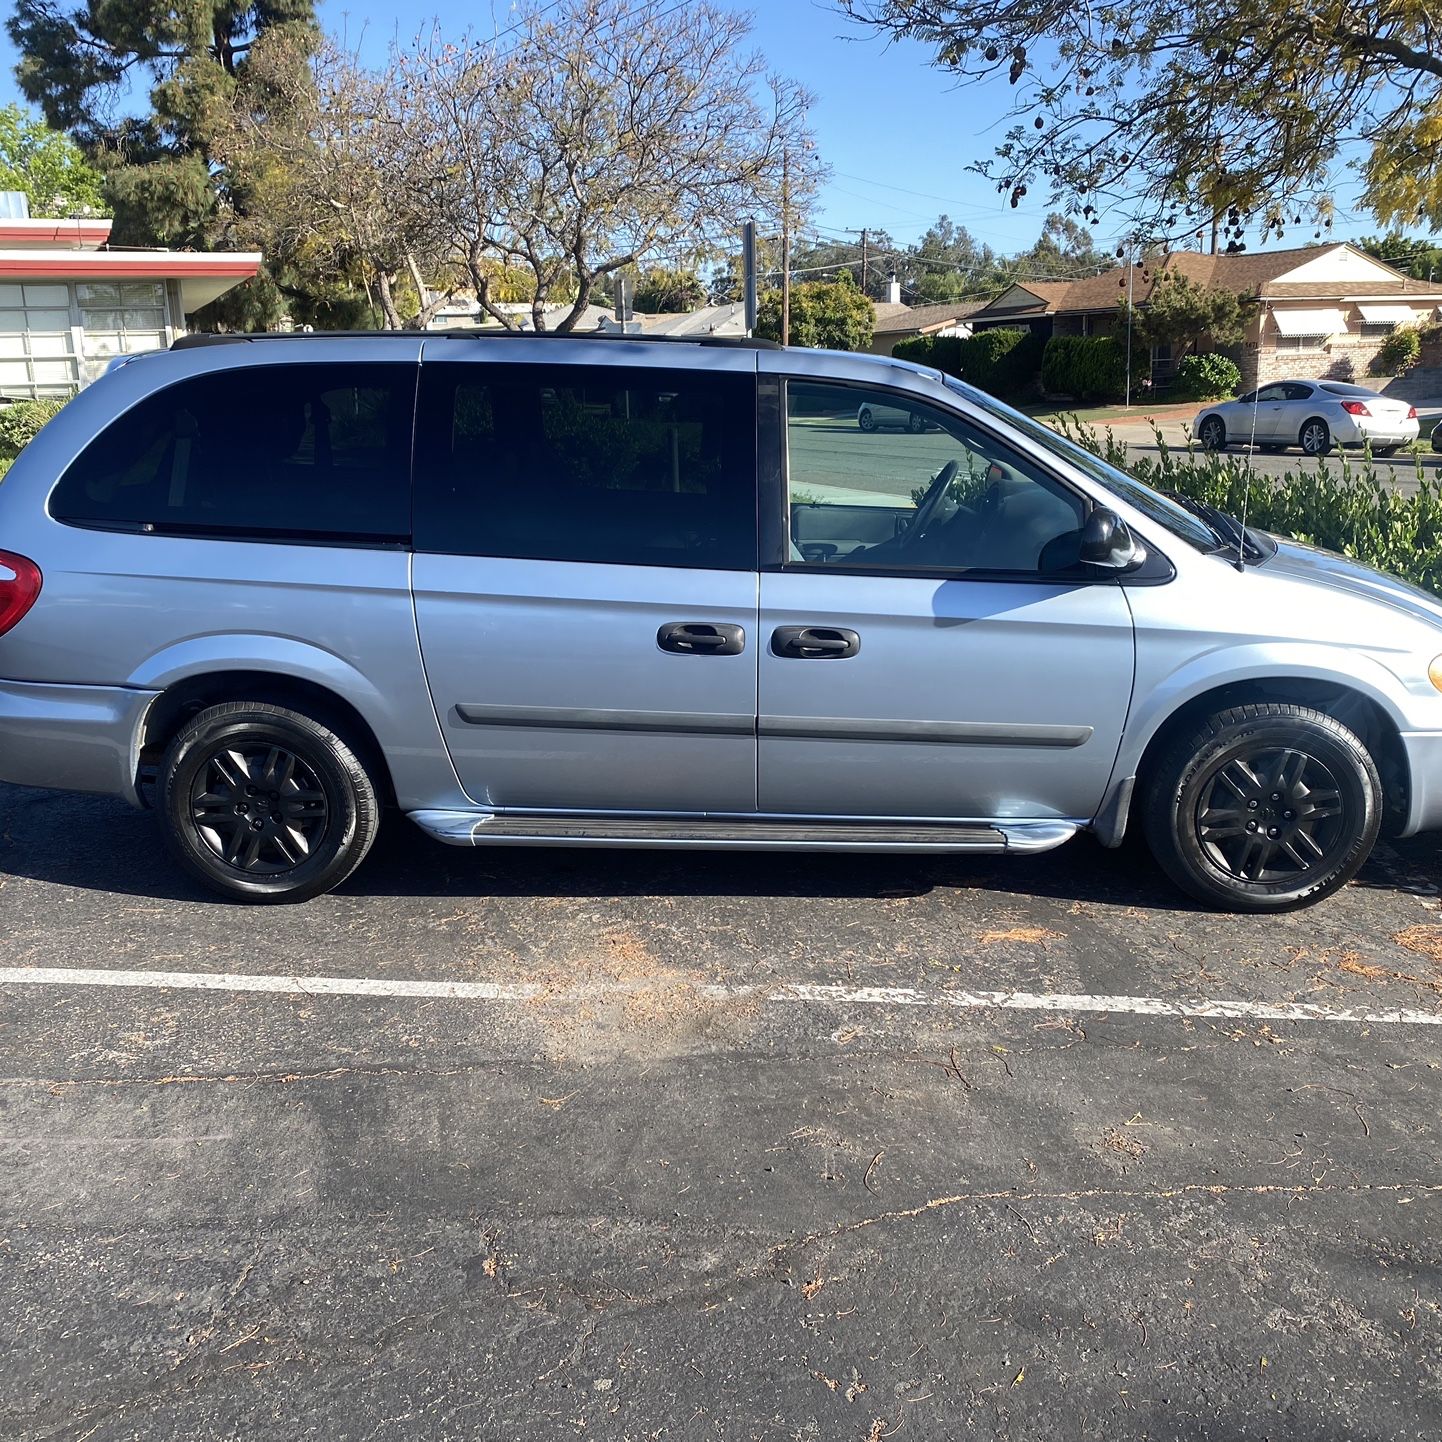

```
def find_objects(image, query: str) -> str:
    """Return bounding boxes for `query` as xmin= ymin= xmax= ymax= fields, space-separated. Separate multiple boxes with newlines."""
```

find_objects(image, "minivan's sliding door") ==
xmin=411 ymin=348 xmax=760 ymax=815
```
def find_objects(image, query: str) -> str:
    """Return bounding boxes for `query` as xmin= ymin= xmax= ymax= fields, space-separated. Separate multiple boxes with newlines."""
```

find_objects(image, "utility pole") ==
xmin=860 ymin=227 xmax=869 ymax=296
xmin=1124 ymin=246 xmax=1136 ymax=410
xmin=781 ymin=149 xmax=791 ymax=346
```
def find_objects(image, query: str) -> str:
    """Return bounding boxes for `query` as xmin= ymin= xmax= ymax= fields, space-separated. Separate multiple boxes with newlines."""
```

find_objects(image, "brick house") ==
xmin=965 ymin=244 xmax=1442 ymax=391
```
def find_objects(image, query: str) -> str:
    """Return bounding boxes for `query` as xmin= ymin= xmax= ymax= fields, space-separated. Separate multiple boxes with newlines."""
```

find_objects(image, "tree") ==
xmin=216 ymin=32 xmax=450 ymax=330
xmin=401 ymin=0 xmax=821 ymax=332
xmin=633 ymin=268 xmax=708 ymax=313
xmin=1356 ymin=231 xmax=1442 ymax=282
xmin=1120 ymin=271 xmax=1249 ymax=352
xmin=1015 ymin=212 xmax=1108 ymax=279
xmin=839 ymin=1 xmax=1442 ymax=239
xmin=0 ymin=106 xmax=105 ymax=216
xmin=755 ymin=274 xmax=874 ymax=350
xmin=908 ymin=214 xmax=1004 ymax=301
xmin=9 ymin=0 xmax=318 ymax=325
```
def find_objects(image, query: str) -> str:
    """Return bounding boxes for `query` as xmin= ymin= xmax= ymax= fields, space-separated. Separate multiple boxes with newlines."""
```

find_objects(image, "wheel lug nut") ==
xmin=235 ymin=802 xmax=247 ymax=814
xmin=1268 ymin=827 xmax=1279 ymax=838
xmin=1247 ymin=800 xmax=1259 ymax=810
xmin=250 ymin=818 xmax=263 ymax=831
xmin=1246 ymin=821 xmax=1258 ymax=832
xmin=1271 ymin=793 xmax=1281 ymax=802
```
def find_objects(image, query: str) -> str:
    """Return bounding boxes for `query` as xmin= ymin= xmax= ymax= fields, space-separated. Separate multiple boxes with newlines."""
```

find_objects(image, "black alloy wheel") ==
xmin=1143 ymin=702 xmax=1380 ymax=911
xmin=159 ymin=701 xmax=381 ymax=902
xmin=1194 ymin=746 xmax=1345 ymax=883
xmin=189 ymin=742 xmax=331 ymax=873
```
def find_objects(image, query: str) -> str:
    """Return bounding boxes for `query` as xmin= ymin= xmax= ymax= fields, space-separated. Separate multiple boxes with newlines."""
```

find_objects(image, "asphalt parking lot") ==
xmin=3 ymin=782 xmax=1442 ymax=1441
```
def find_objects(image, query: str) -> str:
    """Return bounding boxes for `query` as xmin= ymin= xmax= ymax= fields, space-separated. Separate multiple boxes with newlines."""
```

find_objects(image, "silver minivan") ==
xmin=3 ymin=331 xmax=1442 ymax=909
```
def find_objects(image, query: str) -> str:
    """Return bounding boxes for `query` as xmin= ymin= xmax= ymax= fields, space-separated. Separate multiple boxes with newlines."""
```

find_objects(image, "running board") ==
xmin=407 ymin=810 xmax=1080 ymax=855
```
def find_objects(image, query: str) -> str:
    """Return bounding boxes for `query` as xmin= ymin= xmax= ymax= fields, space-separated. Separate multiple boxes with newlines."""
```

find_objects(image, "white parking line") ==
xmin=2 ymin=965 xmax=1441 ymax=1027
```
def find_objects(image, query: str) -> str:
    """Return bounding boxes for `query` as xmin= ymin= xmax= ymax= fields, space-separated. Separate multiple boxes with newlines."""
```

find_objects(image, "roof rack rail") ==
xmin=171 ymin=329 xmax=780 ymax=351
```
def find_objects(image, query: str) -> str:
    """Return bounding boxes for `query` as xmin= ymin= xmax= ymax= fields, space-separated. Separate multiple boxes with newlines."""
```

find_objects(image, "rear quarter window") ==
xmin=50 ymin=362 xmax=417 ymax=544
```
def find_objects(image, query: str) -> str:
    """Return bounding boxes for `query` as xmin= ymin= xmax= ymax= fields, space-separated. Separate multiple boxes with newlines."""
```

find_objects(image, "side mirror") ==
xmin=1078 ymin=507 xmax=1144 ymax=570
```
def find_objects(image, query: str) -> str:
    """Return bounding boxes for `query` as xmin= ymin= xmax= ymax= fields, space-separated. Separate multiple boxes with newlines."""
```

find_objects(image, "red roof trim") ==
xmin=0 ymin=257 xmax=261 ymax=278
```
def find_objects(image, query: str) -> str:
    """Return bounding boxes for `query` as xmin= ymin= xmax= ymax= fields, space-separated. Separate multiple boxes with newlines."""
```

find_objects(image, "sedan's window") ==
xmin=413 ymin=363 xmax=755 ymax=570
xmin=1318 ymin=381 xmax=1381 ymax=398
xmin=786 ymin=381 xmax=1086 ymax=576
xmin=1283 ymin=383 xmax=1315 ymax=400
xmin=51 ymin=363 xmax=416 ymax=543
xmin=1256 ymin=384 xmax=1290 ymax=402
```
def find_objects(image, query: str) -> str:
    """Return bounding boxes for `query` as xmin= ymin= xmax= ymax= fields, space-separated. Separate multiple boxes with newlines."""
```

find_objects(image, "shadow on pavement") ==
xmin=5 ymin=783 xmax=1435 ymax=914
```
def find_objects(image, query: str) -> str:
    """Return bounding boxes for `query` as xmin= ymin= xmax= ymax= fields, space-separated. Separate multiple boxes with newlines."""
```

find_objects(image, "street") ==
xmin=3 ymin=782 xmax=1441 ymax=1440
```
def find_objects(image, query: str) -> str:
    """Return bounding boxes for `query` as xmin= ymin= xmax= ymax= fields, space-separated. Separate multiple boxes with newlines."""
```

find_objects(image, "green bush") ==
xmin=1055 ymin=415 xmax=1442 ymax=594
xmin=1370 ymin=325 xmax=1421 ymax=376
xmin=894 ymin=326 xmax=1043 ymax=401
xmin=1040 ymin=335 xmax=1131 ymax=402
xmin=1171 ymin=352 xmax=1241 ymax=401
xmin=0 ymin=395 xmax=68 ymax=460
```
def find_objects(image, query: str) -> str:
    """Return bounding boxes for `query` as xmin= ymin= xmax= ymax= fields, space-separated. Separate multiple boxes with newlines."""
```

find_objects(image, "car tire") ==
xmin=908 ymin=412 xmax=926 ymax=433
xmin=158 ymin=701 xmax=381 ymax=903
xmin=858 ymin=408 xmax=877 ymax=432
xmin=1198 ymin=416 xmax=1226 ymax=451
xmin=1142 ymin=702 xmax=1380 ymax=912
xmin=1299 ymin=418 xmax=1332 ymax=456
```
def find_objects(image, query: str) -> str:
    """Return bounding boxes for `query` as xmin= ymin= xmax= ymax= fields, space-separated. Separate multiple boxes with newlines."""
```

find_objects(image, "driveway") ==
xmin=3 ymin=783 xmax=1441 ymax=1440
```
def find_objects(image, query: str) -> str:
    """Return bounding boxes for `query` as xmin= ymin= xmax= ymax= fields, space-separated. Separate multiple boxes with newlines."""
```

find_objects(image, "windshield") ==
xmin=941 ymin=375 xmax=1222 ymax=553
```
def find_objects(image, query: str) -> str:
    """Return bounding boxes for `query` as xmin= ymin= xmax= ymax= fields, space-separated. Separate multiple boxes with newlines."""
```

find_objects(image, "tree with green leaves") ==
xmin=633 ymin=269 xmax=708 ymax=314
xmin=1120 ymin=271 xmax=1249 ymax=354
xmin=839 ymin=1 xmax=1442 ymax=242
xmin=9 ymin=0 xmax=318 ymax=325
xmin=756 ymin=273 xmax=874 ymax=350
xmin=0 ymin=105 xmax=105 ymax=216
xmin=1355 ymin=232 xmax=1442 ymax=282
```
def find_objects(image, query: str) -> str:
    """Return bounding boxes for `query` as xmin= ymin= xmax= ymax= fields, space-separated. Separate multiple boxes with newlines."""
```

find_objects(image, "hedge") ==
xmin=1040 ymin=335 xmax=1130 ymax=402
xmin=1057 ymin=416 xmax=1442 ymax=594
xmin=0 ymin=395 xmax=68 ymax=460
xmin=1170 ymin=352 xmax=1241 ymax=401
xmin=893 ymin=326 xmax=1043 ymax=402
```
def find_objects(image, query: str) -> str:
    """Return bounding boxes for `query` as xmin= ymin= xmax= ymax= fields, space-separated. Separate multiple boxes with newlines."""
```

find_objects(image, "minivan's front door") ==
xmin=411 ymin=350 xmax=759 ymax=814
xmin=759 ymin=379 xmax=1135 ymax=821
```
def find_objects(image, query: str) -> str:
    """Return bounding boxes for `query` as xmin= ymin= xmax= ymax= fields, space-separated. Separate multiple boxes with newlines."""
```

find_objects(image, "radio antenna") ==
xmin=1237 ymin=359 xmax=1266 ymax=573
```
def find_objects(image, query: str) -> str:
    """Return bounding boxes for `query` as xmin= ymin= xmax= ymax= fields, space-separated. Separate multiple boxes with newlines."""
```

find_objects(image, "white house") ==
xmin=0 ymin=205 xmax=261 ymax=398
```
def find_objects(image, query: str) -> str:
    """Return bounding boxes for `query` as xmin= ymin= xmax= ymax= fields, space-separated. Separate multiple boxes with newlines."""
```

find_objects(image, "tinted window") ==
xmin=413 ymin=364 xmax=755 ymax=569
xmin=1319 ymin=381 xmax=1381 ymax=398
xmin=1283 ymin=383 xmax=1315 ymax=400
xmin=52 ymin=363 xmax=415 ymax=542
xmin=786 ymin=381 xmax=1085 ymax=575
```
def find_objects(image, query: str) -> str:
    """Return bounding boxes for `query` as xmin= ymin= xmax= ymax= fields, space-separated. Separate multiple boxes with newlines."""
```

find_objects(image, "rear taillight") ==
xmin=0 ymin=549 xmax=41 ymax=636
xmin=1409 ymin=406 xmax=1419 ymax=419
xmin=1341 ymin=400 xmax=1371 ymax=416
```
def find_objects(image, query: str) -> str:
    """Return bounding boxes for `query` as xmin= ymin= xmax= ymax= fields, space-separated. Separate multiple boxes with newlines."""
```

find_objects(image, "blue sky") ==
xmin=0 ymin=0 xmax=1389 ymax=259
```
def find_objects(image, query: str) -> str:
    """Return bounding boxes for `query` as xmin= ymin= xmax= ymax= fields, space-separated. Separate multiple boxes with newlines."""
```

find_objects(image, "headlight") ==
xmin=1429 ymin=656 xmax=1442 ymax=693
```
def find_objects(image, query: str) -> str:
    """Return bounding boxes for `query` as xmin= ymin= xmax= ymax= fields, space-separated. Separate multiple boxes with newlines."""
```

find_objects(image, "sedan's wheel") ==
xmin=1142 ymin=702 xmax=1380 ymax=911
xmin=1198 ymin=416 xmax=1226 ymax=451
xmin=159 ymin=701 xmax=381 ymax=902
xmin=1299 ymin=418 xmax=1332 ymax=456
xmin=908 ymin=412 xmax=926 ymax=433
xmin=857 ymin=408 xmax=877 ymax=432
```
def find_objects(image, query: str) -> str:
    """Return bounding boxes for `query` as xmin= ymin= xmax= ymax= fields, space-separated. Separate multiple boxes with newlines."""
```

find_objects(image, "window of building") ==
xmin=1276 ymin=334 xmax=1327 ymax=352
xmin=785 ymin=381 xmax=1086 ymax=576
xmin=1360 ymin=321 xmax=1397 ymax=339
xmin=76 ymin=281 xmax=169 ymax=360
xmin=0 ymin=283 xmax=76 ymax=395
xmin=51 ymin=363 xmax=416 ymax=543
xmin=413 ymin=364 xmax=756 ymax=570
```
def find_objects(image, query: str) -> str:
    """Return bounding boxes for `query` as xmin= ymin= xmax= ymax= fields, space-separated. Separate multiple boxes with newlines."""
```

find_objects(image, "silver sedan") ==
xmin=1195 ymin=379 xmax=1419 ymax=457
